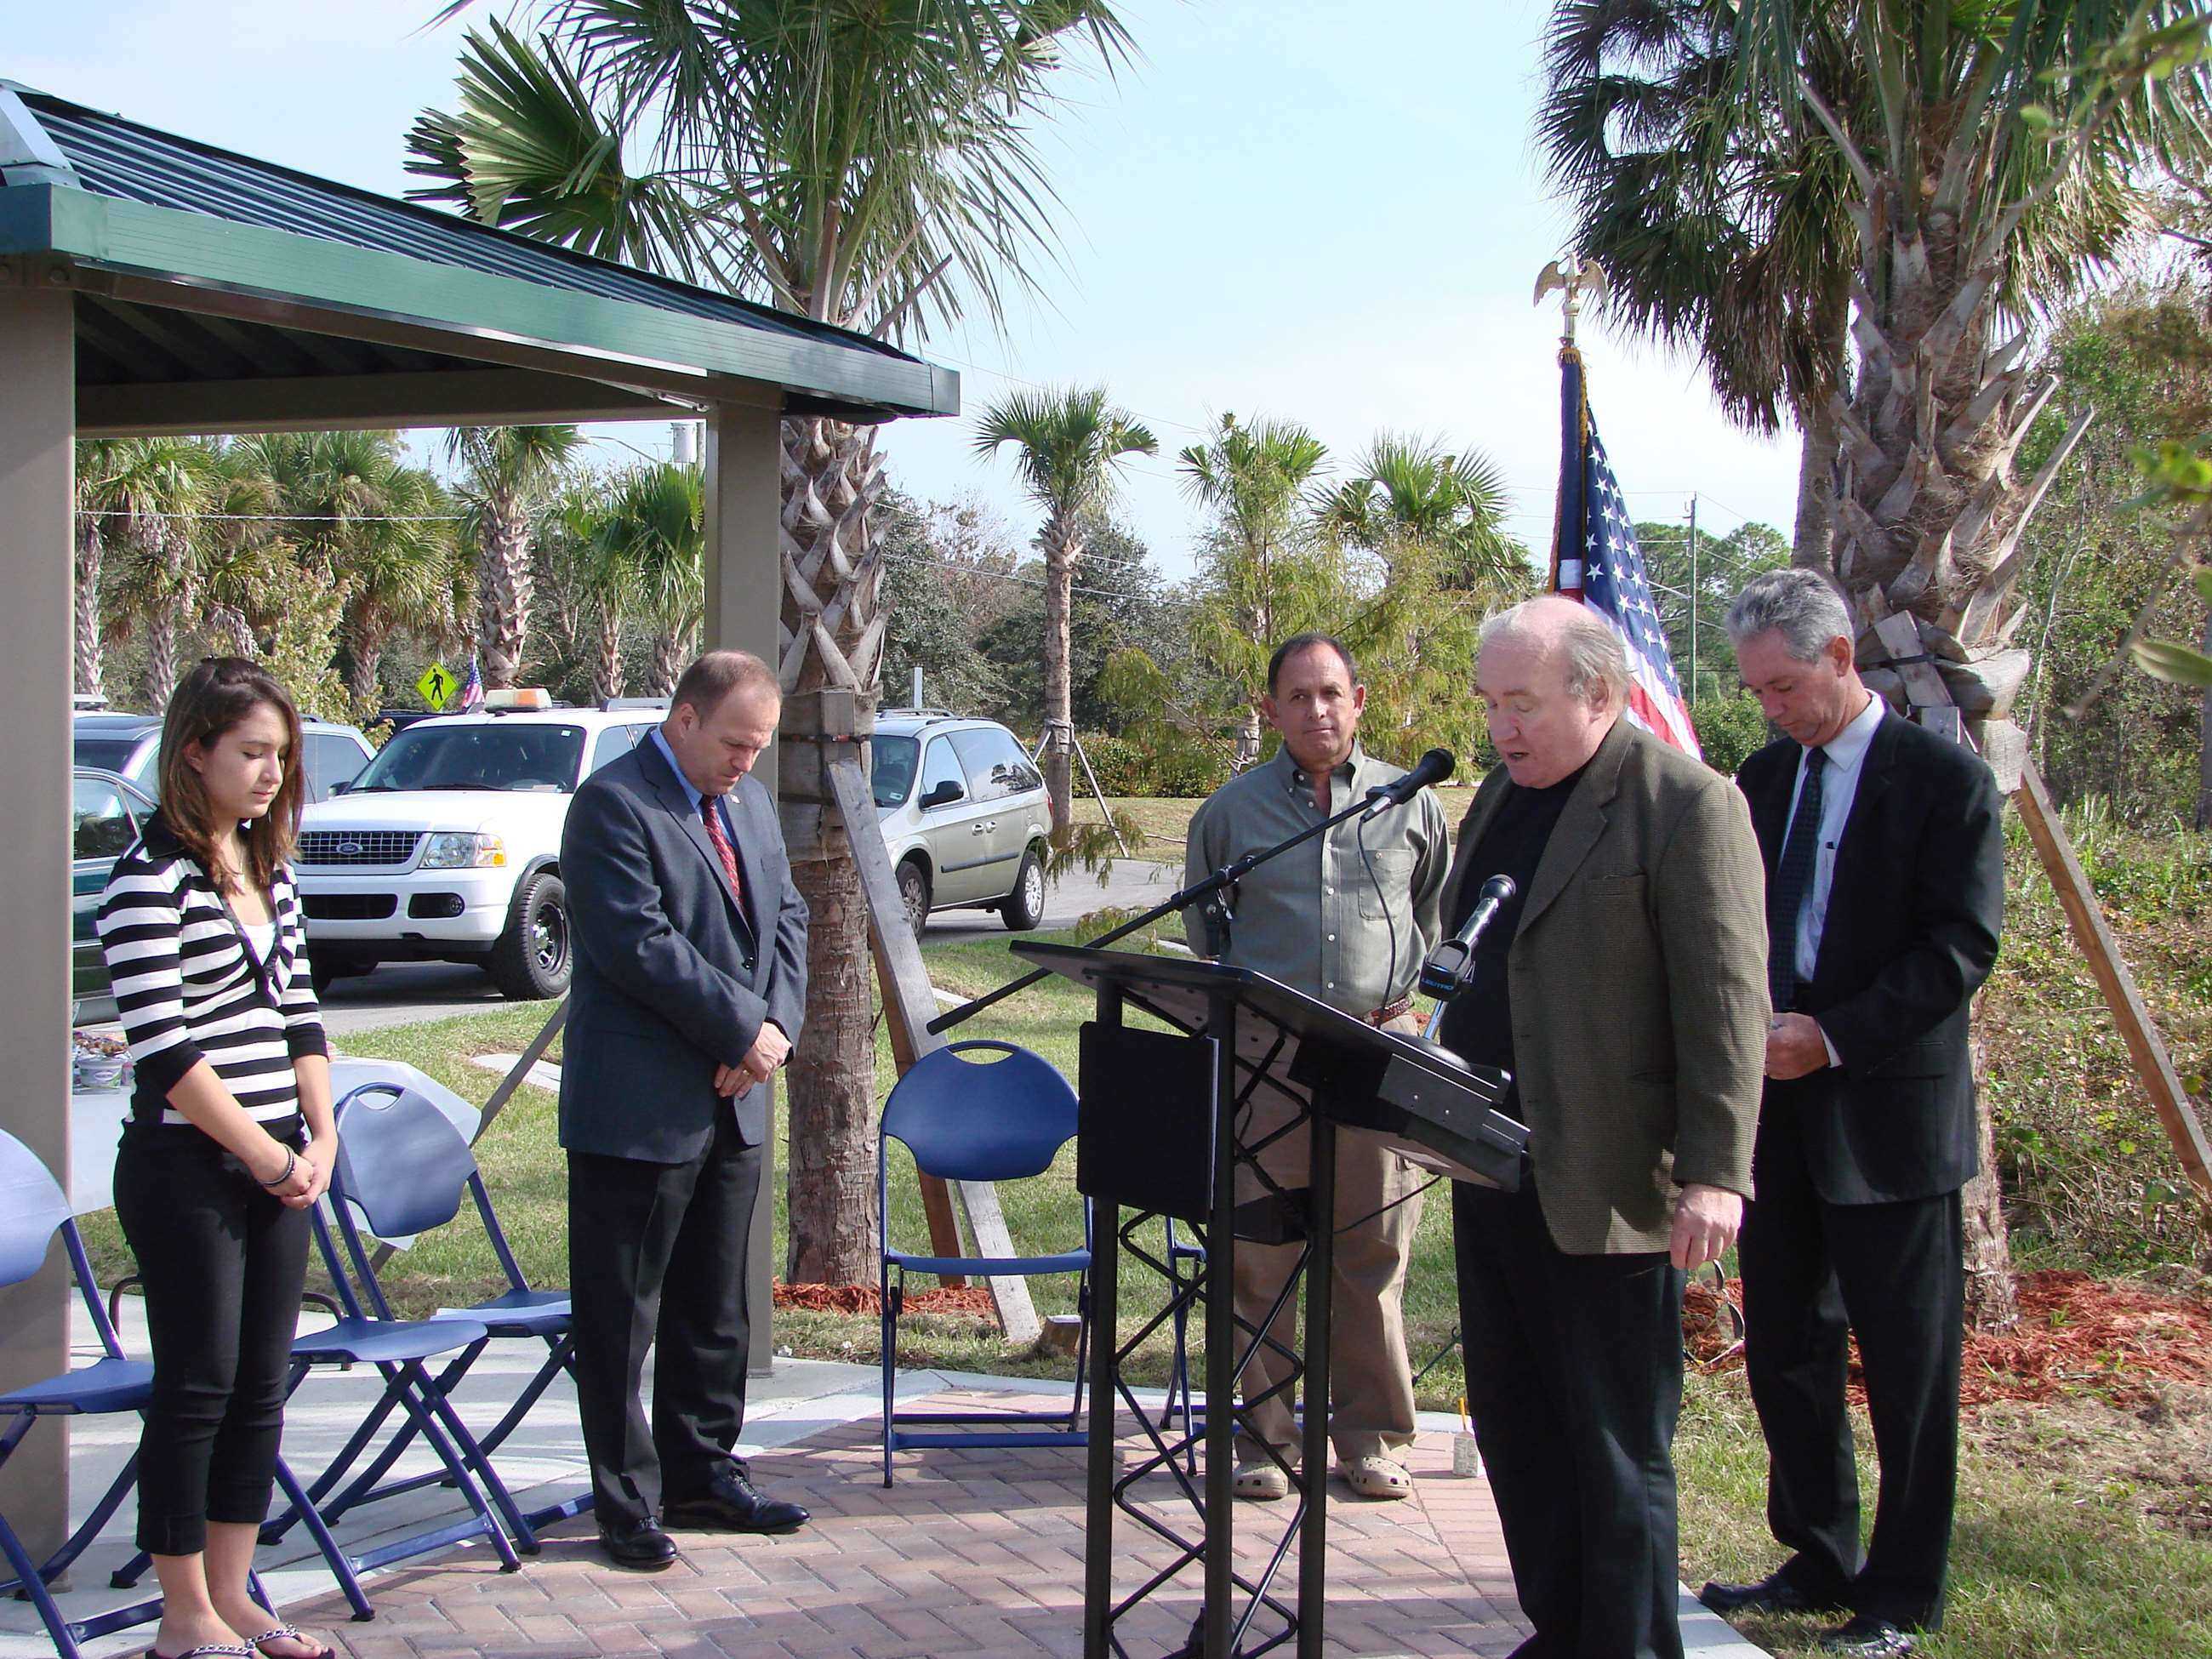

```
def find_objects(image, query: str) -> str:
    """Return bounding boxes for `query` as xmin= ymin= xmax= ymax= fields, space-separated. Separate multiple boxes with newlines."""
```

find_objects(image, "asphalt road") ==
xmin=315 ymin=855 xmax=1183 ymax=1037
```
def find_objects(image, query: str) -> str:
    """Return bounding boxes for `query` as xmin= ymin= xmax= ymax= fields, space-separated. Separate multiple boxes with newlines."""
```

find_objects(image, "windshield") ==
xmin=74 ymin=737 xmax=145 ymax=775
xmin=349 ymin=722 xmax=586 ymax=794
xmin=872 ymin=735 xmax=920 ymax=809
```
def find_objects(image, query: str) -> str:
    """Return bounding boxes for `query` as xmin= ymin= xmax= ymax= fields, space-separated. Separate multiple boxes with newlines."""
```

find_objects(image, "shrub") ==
xmin=1691 ymin=693 xmax=1774 ymax=776
xmin=1077 ymin=731 xmax=1232 ymax=798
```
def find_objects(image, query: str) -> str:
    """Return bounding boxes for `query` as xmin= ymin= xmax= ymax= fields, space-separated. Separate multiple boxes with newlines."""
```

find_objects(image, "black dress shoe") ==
xmin=1699 ymin=1571 xmax=1846 ymax=1617
xmin=597 ymin=1515 xmax=678 ymax=1571
xmin=664 ymin=1463 xmax=809 ymax=1533
xmin=1818 ymin=1615 xmax=1917 ymax=1656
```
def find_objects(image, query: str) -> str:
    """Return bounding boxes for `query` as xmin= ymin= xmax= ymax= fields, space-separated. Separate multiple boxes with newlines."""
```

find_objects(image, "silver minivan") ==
xmin=872 ymin=710 xmax=1051 ymax=936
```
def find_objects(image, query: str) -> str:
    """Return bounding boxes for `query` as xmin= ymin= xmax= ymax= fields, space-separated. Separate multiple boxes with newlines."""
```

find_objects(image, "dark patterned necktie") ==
xmin=1767 ymin=746 xmax=1827 ymax=1012
xmin=702 ymin=795 xmax=744 ymax=910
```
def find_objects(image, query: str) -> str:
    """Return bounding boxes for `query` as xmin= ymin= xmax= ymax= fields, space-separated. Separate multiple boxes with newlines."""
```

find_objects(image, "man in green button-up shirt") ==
xmin=1182 ymin=633 xmax=1449 ymax=1502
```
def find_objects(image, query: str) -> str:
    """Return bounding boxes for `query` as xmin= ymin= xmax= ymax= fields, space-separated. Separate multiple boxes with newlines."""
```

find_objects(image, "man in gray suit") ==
xmin=1436 ymin=596 xmax=1768 ymax=1659
xmin=560 ymin=649 xmax=811 ymax=1571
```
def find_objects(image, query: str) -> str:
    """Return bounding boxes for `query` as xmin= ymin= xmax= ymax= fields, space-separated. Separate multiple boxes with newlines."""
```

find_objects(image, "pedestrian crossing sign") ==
xmin=417 ymin=663 xmax=456 ymax=710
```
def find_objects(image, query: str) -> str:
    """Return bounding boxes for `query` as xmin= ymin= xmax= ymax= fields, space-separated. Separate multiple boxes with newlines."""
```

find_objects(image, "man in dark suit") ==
xmin=1701 ymin=571 xmax=2005 ymax=1657
xmin=1440 ymin=596 xmax=1769 ymax=1659
xmin=560 ymin=649 xmax=812 ymax=1571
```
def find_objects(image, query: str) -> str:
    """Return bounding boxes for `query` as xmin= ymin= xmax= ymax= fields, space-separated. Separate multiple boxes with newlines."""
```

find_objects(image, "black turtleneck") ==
xmin=1436 ymin=762 xmax=1589 ymax=1100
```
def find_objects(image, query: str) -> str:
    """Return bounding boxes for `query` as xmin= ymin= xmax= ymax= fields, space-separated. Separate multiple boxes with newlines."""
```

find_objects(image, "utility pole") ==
xmin=1685 ymin=493 xmax=1700 ymax=705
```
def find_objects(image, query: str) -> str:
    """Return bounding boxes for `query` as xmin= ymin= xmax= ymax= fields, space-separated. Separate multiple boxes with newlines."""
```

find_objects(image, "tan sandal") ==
xmin=1338 ymin=1454 xmax=1413 ymax=1500
xmin=1232 ymin=1460 xmax=1291 ymax=1501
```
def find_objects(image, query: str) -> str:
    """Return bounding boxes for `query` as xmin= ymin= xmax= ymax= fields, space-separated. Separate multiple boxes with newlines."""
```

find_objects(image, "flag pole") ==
xmin=1534 ymin=254 xmax=1608 ymax=593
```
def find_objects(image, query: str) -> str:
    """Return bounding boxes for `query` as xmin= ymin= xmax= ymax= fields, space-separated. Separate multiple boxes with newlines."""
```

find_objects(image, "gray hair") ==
xmin=1725 ymin=569 xmax=1853 ymax=662
xmin=1479 ymin=597 xmax=1632 ymax=708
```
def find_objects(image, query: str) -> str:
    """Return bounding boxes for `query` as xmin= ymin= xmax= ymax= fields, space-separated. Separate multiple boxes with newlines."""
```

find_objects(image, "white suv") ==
xmin=296 ymin=704 xmax=665 ymax=999
xmin=872 ymin=710 xmax=1051 ymax=936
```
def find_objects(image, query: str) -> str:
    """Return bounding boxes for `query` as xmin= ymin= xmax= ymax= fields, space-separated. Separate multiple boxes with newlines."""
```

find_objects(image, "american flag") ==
xmin=457 ymin=656 xmax=485 ymax=713
xmin=1550 ymin=349 xmax=1702 ymax=759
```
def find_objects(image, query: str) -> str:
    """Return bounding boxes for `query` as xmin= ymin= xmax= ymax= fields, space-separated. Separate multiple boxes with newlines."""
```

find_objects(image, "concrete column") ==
xmin=702 ymin=402 xmax=785 ymax=1377
xmin=0 ymin=279 xmax=77 ymax=1556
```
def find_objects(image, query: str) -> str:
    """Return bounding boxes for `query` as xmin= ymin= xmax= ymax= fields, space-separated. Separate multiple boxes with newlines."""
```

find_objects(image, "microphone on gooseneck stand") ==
xmin=1361 ymin=748 xmax=1455 ymax=820
xmin=1419 ymin=875 xmax=1517 ymax=1043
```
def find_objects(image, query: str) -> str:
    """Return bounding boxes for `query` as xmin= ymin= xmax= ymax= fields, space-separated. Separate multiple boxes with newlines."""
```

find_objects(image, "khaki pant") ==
xmin=1231 ymin=1063 xmax=1425 ymax=1469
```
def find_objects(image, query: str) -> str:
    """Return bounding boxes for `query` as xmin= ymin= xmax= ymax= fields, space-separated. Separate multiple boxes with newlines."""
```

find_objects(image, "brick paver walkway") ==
xmin=288 ymin=1391 xmax=1530 ymax=1659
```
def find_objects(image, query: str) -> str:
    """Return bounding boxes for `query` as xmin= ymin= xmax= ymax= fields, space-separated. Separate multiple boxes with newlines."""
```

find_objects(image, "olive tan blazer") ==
xmin=1440 ymin=718 xmax=1769 ymax=1254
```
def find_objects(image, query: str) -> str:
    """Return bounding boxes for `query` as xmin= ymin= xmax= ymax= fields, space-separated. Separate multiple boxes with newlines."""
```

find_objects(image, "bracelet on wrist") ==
xmin=258 ymin=1147 xmax=298 ymax=1189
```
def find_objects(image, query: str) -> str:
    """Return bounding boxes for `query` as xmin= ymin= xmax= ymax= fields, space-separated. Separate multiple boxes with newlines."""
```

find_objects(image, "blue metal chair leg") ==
xmin=271 ymin=1456 xmax=373 ymax=1621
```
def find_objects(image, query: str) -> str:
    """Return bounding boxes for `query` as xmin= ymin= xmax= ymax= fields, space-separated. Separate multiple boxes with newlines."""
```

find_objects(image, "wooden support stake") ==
xmin=824 ymin=750 xmax=1042 ymax=1344
xmin=2013 ymin=760 xmax=2212 ymax=1220
xmin=475 ymin=996 xmax=568 ymax=1143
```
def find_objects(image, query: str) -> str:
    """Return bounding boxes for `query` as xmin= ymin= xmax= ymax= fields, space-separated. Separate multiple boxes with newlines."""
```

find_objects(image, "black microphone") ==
xmin=1361 ymin=748 xmax=1454 ymax=819
xmin=1418 ymin=875 xmax=1517 ymax=1003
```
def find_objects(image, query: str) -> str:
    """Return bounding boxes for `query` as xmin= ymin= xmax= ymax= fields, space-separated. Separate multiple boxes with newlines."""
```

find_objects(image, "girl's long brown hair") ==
xmin=155 ymin=657 xmax=306 ymax=896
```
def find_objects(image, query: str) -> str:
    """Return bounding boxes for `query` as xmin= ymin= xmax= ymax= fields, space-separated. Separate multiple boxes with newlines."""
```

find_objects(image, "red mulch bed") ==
xmin=1683 ymin=1268 xmax=2212 ymax=1409
xmin=772 ymin=1280 xmax=999 ymax=1317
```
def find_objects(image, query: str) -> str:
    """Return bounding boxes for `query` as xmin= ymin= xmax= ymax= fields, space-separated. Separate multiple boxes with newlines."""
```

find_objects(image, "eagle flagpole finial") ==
xmin=1533 ymin=254 xmax=1609 ymax=345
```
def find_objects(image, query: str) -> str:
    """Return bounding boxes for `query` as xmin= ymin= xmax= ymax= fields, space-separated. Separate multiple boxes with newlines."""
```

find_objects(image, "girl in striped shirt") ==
xmin=97 ymin=658 xmax=336 ymax=1659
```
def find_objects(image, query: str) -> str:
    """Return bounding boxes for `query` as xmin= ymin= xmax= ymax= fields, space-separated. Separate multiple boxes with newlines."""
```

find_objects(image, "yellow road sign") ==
xmin=417 ymin=663 xmax=457 ymax=710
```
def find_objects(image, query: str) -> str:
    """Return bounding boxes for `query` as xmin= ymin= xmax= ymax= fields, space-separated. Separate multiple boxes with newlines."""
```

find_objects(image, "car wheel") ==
xmin=488 ymin=870 xmax=572 ymax=1000
xmin=309 ymin=951 xmax=367 ymax=996
xmin=898 ymin=859 xmax=931 ymax=939
xmin=1000 ymin=844 xmax=1047 ymax=932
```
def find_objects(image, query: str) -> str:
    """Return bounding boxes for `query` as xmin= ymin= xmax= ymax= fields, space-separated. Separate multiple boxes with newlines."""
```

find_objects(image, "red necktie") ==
xmin=702 ymin=795 xmax=744 ymax=910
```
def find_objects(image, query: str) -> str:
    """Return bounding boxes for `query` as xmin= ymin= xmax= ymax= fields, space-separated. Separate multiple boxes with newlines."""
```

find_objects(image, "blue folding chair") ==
xmin=0 ymin=1129 xmax=368 ymax=1659
xmin=260 ymin=1080 xmax=584 ymax=1552
xmin=878 ymin=1040 xmax=1091 ymax=1486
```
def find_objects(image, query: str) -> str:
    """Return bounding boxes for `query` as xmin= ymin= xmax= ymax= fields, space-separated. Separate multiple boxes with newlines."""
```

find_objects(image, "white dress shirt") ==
xmin=1782 ymin=690 xmax=1884 ymax=1064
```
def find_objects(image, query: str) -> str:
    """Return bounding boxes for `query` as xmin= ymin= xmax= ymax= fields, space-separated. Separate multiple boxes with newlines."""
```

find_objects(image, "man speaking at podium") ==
xmin=1438 ymin=597 xmax=1767 ymax=1659
xmin=1182 ymin=633 xmax=1450 ymax=1506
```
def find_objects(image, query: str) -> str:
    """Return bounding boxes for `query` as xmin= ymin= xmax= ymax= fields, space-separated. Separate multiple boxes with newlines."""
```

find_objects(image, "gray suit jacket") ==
xmin=1440 ymin=720 xmax=1768 ymax=1253
xmin=557 ymin=737 xmax=809 ymax=1161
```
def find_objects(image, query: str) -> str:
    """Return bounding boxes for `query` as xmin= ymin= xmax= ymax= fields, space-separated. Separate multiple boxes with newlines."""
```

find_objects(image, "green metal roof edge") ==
xmin=0 ymin=181 xmax=960 ymax=419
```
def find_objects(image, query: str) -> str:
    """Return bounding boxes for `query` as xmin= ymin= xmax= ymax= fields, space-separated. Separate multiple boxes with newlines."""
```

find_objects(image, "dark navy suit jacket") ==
xmin=557 ymin=736 xmax=808 ymax=1160
xmin=1736 ymin=710 xmax=2005 ymax=1204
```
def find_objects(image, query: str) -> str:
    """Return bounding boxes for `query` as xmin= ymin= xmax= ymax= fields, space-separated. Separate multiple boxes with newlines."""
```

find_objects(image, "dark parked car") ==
xmin=74 ymin=710 xmax=374 ymax=804
xmin=72 ymin=766 xmax=157 ymax=1025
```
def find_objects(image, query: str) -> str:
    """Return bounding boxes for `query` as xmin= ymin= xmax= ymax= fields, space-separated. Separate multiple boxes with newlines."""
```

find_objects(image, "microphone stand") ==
xmin=928 ymin=780 xmax=1426 ymax=1035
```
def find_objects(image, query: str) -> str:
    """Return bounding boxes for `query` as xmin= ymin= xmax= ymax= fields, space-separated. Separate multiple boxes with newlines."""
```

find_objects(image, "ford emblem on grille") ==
xmin=337 ymin=841 xmax=363 ymax=858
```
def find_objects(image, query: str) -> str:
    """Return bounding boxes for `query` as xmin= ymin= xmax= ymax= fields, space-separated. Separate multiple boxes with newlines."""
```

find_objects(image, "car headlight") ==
xmin=419 ymin=831 xmax=507 ymax=869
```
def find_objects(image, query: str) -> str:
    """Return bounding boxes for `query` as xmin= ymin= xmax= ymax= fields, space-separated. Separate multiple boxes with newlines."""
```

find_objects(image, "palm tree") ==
xmin=1540 ymin=2 xmax=2167 ymax=574
xmin=410 ymin=0 xmax=1134 ymax=1285
xmin=596 ymin=464 xmax=705 ymax=697
xmin=1177 ymin=413 xmax=1332 ymax=767
xmin=94 ymin=438 xmax=222 ymax=709
xmin=1540 ymin=3 xmax=1861 ymax=567
xmin=73 ymin=440 xmax=128 ymax=699
xmin=973 ymin=386 xmax=1157 ymax=827
xmin=1314 ymin=433 xmax=1536 ymax=756
xmin=447 ymin=425 xmax=582 ymax=689
xmin=1314 ymin=432 xmax=1527 ymax=598
xmin=1703 ymin=2 xmax=2212 ymax=1326
xmin=340 ymin=466 xmax=463 ymax=707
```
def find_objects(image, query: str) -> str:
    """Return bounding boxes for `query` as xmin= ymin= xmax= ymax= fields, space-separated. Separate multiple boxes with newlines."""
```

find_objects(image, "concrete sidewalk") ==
xmin=3 ymin=1302 xmax=1764 ymax=1659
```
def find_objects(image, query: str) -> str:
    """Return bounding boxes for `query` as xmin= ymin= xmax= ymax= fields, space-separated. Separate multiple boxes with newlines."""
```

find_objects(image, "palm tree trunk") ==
xmin=348 ymin=624 xmax=385 ymax=707
xmin=141 ymin=522 xmax=181 ymax=710
xmin=595 ymin=605 xmax=625 ymax=703
xmin=1829 ymin=145 xmax=2064 ymax=1333
xmin=2196 ymin=595 xmax=2212 ymax=832
xmin=1040 ymin=518 xmax=1078 ymax=830
xmin=476 ymin=496 xmax=534 ymax=688
xmin=1792 ymin=272 xmax=1850 ymax=573
xmin=210 ymin=604 xmax=255 ymax=659
xmin=778 ymin=414 xmax=888 ymax=1286
xmin=652 ymin=627 xmax=689 ymax=697
xmin=75 ymin=518 xmax=105 ymax=700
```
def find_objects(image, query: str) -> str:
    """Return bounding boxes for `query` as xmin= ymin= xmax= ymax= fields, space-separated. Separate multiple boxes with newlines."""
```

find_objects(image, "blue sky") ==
xmin=12 ymin=0 xmax=1806 ymax=579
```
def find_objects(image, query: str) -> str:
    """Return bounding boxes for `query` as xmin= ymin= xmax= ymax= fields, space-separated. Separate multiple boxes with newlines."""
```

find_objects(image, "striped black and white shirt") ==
xmin=97 ymin=815 xmax=328 ymax=1126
